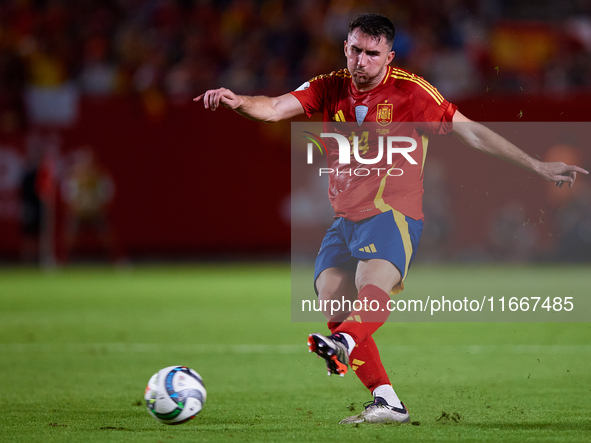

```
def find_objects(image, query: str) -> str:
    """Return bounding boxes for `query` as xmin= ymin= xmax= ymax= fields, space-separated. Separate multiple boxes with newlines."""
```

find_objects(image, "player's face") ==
xmin=344 ymin=30 xmax=395 ymax=91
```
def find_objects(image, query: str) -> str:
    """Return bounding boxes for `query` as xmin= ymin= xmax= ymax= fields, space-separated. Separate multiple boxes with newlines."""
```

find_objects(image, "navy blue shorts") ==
xmin=314 ymin=209 xmax=423 ymax=294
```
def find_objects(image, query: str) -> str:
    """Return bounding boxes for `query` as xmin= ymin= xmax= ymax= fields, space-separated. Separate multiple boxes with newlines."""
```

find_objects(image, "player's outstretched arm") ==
xmin=451 ymin=111 xmax=589 ymax=188
xmin=194 ymin=88 xmax=305 ymax=123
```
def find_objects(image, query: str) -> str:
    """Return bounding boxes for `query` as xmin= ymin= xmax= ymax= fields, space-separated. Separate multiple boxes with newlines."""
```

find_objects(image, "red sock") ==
xmin=326 ymin=286 xmax=392 ymax=394
xmin=327 ymin=312 xmax=391 ymax=393
xmin=349 ymin=336 xmax=391 ymax=392
xmin=327 ymin=312 xmax=350 ymax=332
xmin=332 ymin=284 xmax=391 ymax=344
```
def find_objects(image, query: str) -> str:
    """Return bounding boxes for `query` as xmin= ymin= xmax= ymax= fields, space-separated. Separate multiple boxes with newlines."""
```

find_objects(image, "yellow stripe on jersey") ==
xmin=391 ymin=210 xmax=413 ymax=282
xmin=421 ymin=133 xmax=429 ymax=178
xmin=391 ymin=74 xmax=444 ymax=105
xmin=390 ymin=69 xmax=444 ymax=105
xmin=335 ymin=69 xmax=352 ymax=79
xmin=391 ymin=68 xmax=444 ymax=102
xmin=373 ymin=169 xmax=413 ymax=282
xmin=373 ymin=166 xmax=394 ymax=214
xmin=382 ymin=66 xmax=391 ymax=84
xmin=311 ymin=69 xmax=351 ymax=83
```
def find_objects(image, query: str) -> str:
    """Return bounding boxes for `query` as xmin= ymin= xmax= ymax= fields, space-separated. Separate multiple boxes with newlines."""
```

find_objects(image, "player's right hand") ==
xmin=193 ymin=88 xmax=242 ymax=111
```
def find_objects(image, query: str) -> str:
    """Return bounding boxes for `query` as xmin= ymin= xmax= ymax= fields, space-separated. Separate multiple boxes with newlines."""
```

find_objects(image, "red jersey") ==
xmin=291 ymin=66 xmax=457 ymax=221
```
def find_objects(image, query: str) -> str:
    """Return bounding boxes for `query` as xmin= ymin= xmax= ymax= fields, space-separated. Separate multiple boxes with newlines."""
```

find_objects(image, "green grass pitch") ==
xmin=0 ymin=263 xmax=590 ymax=442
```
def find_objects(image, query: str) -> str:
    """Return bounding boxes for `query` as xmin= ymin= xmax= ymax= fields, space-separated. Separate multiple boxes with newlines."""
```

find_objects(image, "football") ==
xmin=144 ymin=366 xmax=207 ymax=425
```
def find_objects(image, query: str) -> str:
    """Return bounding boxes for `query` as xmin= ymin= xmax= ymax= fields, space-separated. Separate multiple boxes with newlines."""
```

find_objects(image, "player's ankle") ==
xmin=372 ymin=384 xmax=402 ymax=409
xmin=330 ymin=332 xmax=356 ymax=355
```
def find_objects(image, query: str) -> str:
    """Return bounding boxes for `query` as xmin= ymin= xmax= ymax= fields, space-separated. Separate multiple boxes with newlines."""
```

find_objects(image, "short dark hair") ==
xmin=348 ymin=13 xmax=395 ymax=47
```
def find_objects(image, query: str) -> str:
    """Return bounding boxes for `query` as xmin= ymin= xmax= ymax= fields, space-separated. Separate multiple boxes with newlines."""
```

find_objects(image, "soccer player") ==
xmin=61 ymin=147 xmax=124 ymax=264
xmin=195 ymin=13 xmax=588 ymax=424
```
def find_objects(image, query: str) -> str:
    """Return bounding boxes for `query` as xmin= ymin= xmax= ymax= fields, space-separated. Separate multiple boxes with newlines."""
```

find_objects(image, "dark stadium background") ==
xmin=1 ymin=0 xmax=590 ymax=263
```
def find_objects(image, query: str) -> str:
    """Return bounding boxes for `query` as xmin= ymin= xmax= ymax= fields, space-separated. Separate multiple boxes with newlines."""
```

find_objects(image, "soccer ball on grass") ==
xmin=144 ymin=366 xmax=207 ymax=424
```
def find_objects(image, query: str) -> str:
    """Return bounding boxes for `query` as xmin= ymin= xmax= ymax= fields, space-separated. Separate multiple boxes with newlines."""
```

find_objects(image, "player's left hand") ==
xmin=537 ymin=162 xmax=589 ymax=188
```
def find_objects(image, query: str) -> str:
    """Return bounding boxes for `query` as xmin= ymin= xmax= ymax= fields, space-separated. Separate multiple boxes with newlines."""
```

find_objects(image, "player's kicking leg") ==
xmin=308 ymin=266 xmax=355 ymax=376
xmin=338 ymin=337 xmax=409 ymax=424
xmin=307 ymin=330 xmax=410 ymax=423
xmin=308 ymin=211 xmax=421 ymax=423
xmin=309 ymin=261 xmax=410 ymax=423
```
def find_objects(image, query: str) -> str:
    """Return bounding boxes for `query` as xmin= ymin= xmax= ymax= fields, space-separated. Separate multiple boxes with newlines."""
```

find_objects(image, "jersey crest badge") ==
xmin=376 ymin=103 xmax=393 ymax=126
xmin=355 ymin=106 xmax=368 ymax=126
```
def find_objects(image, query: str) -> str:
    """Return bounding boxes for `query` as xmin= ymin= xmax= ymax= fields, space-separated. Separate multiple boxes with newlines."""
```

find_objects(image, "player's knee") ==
xmin=316 ymin=267 xmax=355 ymax=301
xmin=316 ymin=278 xmax=357 ymax=320
xmin=317 ymin=285 xmax=342 ymax=303
xmin=355 ymin=268 xmax=401 ymax=294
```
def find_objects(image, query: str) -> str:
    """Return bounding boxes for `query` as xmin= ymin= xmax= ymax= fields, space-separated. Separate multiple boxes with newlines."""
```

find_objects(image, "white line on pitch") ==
xmin=0 ymin=343 xmax=590 ymax=354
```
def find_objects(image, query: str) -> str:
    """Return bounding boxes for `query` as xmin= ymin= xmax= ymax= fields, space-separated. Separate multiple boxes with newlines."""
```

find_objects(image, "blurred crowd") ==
xmin=2 ymin=0 xmax=591 ymax=263
xmin=17 ymin=135 xmax=125 ymax=265
xmin=1 ymin=0 xmax=591 ymax=131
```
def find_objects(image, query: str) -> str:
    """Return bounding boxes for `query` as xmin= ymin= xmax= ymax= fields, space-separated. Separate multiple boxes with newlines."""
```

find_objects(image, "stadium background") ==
xmin=0 ymin=0 xmax=590 ymax=264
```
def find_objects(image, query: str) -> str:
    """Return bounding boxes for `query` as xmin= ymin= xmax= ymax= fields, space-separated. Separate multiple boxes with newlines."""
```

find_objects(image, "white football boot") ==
xmin=339 ymin=396 xmax=410 ymax=424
